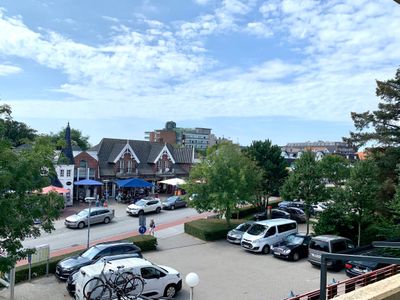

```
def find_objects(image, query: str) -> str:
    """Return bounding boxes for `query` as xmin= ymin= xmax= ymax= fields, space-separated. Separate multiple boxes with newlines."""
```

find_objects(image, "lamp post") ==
xmin=104 ymin=179 xmax=109 ymax=200
xmin=185 ymin=272 xmax=199 ymax=300
xmin=87 ymin=199 xmax=91 ymax=249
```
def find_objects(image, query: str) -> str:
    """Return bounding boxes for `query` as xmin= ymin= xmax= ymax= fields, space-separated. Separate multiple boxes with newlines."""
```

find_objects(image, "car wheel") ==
xmin=78 ymin=222 xmax=85 ymax=229
xmin=164 ymin=284 xmax=177 ymax=298
xmin=262 ymin=245 xmax=270 ymax=254
xmin=104 ymin=217 xmax=110 ymax=224
xmin=292 ymin=252 xmax=300 ymax=261
xmin=171 ymin=205 xmax=175 ymax=210
xmin=156 ymin=207 xmax=161 ymax=213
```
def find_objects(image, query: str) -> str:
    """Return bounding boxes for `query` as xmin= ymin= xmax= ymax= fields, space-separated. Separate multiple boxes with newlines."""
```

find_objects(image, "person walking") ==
xmin=149 ymin=219 xmax=155 ymax=236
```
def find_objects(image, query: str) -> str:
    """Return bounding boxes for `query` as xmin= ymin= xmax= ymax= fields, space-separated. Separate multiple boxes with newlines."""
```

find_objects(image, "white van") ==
xmin=241 ymin=218 xmax=297 ymax=254
xmin=74 ymin=258 xmax=182 ymax=299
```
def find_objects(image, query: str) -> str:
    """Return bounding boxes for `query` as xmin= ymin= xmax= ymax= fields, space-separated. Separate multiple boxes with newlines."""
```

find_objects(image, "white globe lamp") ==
xmin=185 ymin=272 xmax=199 ymax=300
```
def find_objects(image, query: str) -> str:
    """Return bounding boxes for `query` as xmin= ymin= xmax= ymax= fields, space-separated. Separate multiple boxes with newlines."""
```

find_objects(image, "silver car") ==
xmin=65 ymin=207 xmax=115 ymax=229
xmin=226 ymin=221 xmax=254 ymax=244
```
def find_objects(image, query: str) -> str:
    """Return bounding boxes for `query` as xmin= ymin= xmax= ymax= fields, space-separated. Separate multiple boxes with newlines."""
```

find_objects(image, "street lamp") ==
xmin=104 ymin=179 xmax=110 ymax=200
xmin=185 ymin=272 xmax=199 ymax=300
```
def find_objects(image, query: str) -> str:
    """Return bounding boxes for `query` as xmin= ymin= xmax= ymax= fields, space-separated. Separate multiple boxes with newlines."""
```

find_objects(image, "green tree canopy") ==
xmin=280 ymin=151 xmax=326 ymax=234
xmin=244 ymin=140 xmax=288 ymax=208
xmin=0 ymin=136 xmax=64 ymax=272
xmin=0 ymin=104 xmax=36 ymax=147
xmin=184 ymin=143 xmax=262 ymax=226
xmin=345 ymin=67 xmax=400 ymax=148
xmin=319 ymin=154 xmax=350 ymax=187
xmin=49 ymin=127 xmax=91 ymax=150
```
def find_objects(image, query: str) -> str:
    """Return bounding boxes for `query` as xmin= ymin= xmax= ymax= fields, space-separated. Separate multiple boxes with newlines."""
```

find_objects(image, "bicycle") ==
xmin=84 ymin=260 xmax=144 ymax=300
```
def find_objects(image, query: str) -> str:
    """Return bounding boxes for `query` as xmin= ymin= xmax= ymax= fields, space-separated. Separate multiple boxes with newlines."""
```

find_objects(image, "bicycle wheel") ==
xmin=83 ymin=277 xmax=105 ymax=299
xmin=115 ymin=271 xmax=135 ymax=287
xmin=87 ymin=284 xmax=112 ymax=300
xmin=122 ymin=276 xmax=144 ymax=299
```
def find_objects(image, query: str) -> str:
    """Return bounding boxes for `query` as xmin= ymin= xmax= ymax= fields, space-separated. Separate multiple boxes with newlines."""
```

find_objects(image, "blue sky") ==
xmin=0 ymin=0 xmax=399 ymax=147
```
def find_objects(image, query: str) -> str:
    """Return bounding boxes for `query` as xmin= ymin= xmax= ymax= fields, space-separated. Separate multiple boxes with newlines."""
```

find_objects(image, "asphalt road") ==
xmin=22 ymin=202 xmax=200 ymax=251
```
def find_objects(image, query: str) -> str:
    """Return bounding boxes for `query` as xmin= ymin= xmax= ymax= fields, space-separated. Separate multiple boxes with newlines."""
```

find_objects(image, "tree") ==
xmin=319 ymin=155 xmax=350 ymax=187
xmin=0 ymin=136 xmax=64 ymax=272
xmin=184 ymin=143 xmax=262 ymax=226
xmin=280 ymin=151 xmax=325 ymax=235
xmin=345 ymin=67 xmax=400 ymax=148
xmin=339 ymin=160 xmax=380 ymax=246
xmin=49 ymin=127 xmax=90 ymax=150
xmin=0 ymin=104 xmax=36 ymax=147
xmin=244 ymin=140 xmax=288 ymax=209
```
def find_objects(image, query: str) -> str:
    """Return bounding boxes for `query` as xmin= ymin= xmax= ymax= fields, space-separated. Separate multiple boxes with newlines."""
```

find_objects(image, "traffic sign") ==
xmin=138 ymin=226 xmax=147 ymax=235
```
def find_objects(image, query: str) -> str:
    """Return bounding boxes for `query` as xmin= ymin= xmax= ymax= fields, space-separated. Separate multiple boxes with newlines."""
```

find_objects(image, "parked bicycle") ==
xmin=83 ymin=259 xmax=144 ymax=300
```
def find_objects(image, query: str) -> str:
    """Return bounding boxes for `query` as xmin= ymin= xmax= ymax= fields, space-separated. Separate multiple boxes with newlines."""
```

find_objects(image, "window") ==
xmin=119 ymin=160 xmax=124 ymax=172
xmin=277 ymin=222 xmax=296 ymax=233
xmin=140 ymin=267 xmax=161 ymax=280
xmin=331 ymin=240 xmax=347 ymax=253
xmin=309 ymin=240 xmax=330 ymax=252
xmin=265 ymin=226 xmax=276 ymax=237
xmin=66 ymin=170 xmax=71 ymax=177
xmin=60 ymin=169 xmax=64 ymax=177
xmin=80 ymin=160 xmax=87 ymax=169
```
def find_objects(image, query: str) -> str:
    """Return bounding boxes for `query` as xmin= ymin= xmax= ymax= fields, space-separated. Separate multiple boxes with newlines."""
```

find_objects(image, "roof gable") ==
xmin=153 ymin=144 xmax=176 ymax=164
xmin=112 ymin=141 xmax=141 ymax=163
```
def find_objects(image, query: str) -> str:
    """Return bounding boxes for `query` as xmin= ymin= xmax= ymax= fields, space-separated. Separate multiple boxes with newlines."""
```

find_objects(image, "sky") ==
xmin=0 ymin=0 xmax=399 ymax=147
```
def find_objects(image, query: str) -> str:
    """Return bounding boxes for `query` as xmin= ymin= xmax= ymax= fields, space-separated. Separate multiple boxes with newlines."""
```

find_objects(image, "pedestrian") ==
xmin=95 ymin=198 xmax=100 ymax=207
xmin=149 ymin=219 xmax=155 ymax=236
xmin=103 ymin=199 xmax=108 ymax=207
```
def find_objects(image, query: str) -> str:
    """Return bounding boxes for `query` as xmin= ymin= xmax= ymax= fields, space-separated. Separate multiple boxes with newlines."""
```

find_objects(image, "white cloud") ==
xmin=0 ymin=64 xmax=22 ymax=76
xmin=1 ymin=0 xmax=400 ymax=129
xmin=102 ymin=16 xmax=119 ymax=23
xmin=194 ymin=0 xmax=211 ymax=5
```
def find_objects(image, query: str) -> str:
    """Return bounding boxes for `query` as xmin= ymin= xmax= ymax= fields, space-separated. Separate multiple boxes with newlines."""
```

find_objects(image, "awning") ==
xmin=41 ymin=185 xmax=70 ymax=194
xmin=159 ymin=178 xmax=186 ymax=186
xmin=116 ymin=178 xmax=154 ymax=188
xmin=74 ymin=179 xmax=103 ymax=186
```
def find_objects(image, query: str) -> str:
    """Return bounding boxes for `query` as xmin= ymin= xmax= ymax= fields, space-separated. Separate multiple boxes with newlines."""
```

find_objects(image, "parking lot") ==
xmin=1 ymin=226 xmax=348 ymax=300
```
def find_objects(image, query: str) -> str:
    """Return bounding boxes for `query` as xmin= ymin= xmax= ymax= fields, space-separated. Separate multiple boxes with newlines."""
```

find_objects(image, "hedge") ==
xmin=184 ymin=219 xmax=245 ymax=241
xmin=13 ymin=235 xmax=157 ymax=284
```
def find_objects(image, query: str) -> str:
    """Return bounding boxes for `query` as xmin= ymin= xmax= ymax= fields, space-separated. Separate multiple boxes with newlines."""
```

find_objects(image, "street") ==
xmin=22 ymin=202 xmax=200 ymax=252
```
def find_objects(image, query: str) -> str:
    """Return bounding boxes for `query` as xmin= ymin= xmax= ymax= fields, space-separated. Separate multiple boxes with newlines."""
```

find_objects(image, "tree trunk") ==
xmin=306 ymin=210 xmax=310 ymax=235
xmin=357 ymin=221 xmax=361 ymax=247
xmin=226 ymin=206 xmax=231 ymax=227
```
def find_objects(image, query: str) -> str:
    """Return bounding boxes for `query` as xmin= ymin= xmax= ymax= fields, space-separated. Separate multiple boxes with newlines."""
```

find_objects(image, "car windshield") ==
xmin=284 ymin=235 xmax=304 ymax=245
xmin=135 ymin=200 xmax=146 ymax=206
xmin=247 ymin=224 xmax=267 ymax=235
xmin=236 ymin=223 xmax=252 ymax=232
xmin=77 ymin=210 xmax=89 ymax=217
xmin=166 ymin=196 xmax=178 ymax=203
xmin=81 ymin=246 xmax=101 ymax=260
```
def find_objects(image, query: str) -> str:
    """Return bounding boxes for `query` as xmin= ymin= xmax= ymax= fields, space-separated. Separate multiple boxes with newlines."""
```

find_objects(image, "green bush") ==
xmin=184 ymin=219 xmax=244 ymax=241
xmin=14 ymin=235 xmax=157 ymax=284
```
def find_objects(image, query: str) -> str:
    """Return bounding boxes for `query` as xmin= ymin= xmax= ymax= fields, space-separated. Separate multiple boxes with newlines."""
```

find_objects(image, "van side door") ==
xmin=264 ymin=226 xmax=278 ymax=245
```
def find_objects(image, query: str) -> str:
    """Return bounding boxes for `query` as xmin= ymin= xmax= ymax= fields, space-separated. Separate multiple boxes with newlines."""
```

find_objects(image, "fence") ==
xmin=286 ymin=264 xmax=400 ymax=300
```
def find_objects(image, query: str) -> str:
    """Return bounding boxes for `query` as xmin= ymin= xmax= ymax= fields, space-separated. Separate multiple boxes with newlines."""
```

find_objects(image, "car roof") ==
xmin=254 ymin=218 xmax=296 ymax=226
xmin=82 ymin=207 xmax=111 ymax=212
xmin=311 ymin=235 xmax=349 ymax=242
xmin=92 ymin=241 xmax=136 ymax=249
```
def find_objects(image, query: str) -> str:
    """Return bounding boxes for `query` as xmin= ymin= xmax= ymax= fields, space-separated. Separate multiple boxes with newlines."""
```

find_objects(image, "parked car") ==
xmin=308 ymin=235 xmax=355 ymax=269
xmin=84 ymin=197 xmax=96 ymax=203
xmin=126 ymin=197 xmax=162 ymax=216
xmin=74 ymin=257 xmax=182 ymax=299
xmin=64 ymin=207 xmax=115 ymax=229
xmin=281 ymin=207 xmax=307 ymax=223
xmin=253 ymin=209 xmax=290 ymax=221
xmin=226 ymin=221 xmax=254 ymax=244
xmin=344 ymin=246 xmax=400 ymax=277
xmin=55 ymin=241 xmax=142 ymax=281
xmin=241 ymin=219 xmax=298 ymax=254
xmin=162 ymin=196 xmax=187 ymax=210
xmin=279 ymin=201 xmax=314 ymax=215
xmin=312 ymin=203 xmax=328 ymax=214
xmin=66 ymin=253 xmax=143 ymax=295
xmin=272 ymin=234 xmax=311 ymax=261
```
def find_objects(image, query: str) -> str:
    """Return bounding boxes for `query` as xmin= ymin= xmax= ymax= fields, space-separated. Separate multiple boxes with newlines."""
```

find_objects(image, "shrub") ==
xmin=184 ymin=219 xmax=244 ymax=241
xmin=13 ymin=235 xmax=157 ymax=284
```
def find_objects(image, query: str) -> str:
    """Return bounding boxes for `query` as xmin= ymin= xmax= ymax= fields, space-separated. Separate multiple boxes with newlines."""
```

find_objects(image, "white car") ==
xmin=312 ymin=203 xmax=328 ymax=214
xmin=74 ymin=258 xmax=182 ymax=299
xmin=126 ymin=197 xmax=162 ymax=216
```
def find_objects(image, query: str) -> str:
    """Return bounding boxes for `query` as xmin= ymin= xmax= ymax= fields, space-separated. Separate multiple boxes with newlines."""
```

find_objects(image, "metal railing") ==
xmin=286 ymin=241 xmax=400 ymax=300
